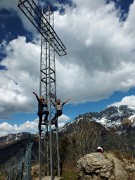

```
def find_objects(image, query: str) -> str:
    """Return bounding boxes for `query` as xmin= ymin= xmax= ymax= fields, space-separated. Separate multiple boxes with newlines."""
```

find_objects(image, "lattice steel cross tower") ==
xmin=18 ymin=0 xmax=67 ymax=179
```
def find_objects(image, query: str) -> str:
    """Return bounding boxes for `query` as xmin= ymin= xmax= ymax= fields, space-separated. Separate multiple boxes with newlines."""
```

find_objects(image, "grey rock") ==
xmin=77 ymin=152 xmax=129 ymax=180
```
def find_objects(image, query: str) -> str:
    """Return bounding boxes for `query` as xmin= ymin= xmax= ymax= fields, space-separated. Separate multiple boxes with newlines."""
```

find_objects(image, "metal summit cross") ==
xmin=18 ymin=0 xmax=67 ymax=179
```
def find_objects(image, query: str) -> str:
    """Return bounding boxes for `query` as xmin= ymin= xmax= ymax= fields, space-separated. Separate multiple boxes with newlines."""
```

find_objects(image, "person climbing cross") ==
xmin=33 ymin=92 xmax=49 ymax=134
xmin=51 ymin=97 xmax=71 ymax=127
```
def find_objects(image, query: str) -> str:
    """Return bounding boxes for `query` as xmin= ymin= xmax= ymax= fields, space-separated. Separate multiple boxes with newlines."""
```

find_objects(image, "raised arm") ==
xmin=33 ymin=92 xmax=39 ymax=101
xmin=62 ymin=97 xmax=71 ymax=106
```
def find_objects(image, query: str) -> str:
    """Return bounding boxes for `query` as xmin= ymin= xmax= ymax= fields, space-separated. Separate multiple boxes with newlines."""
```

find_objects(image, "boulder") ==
xmin=77 ymin=152 xmax=129 ymax=180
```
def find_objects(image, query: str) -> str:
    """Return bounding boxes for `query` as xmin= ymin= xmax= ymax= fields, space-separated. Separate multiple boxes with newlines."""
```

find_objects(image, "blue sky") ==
xmin=0 ymin=0 xmax=135 ymax=136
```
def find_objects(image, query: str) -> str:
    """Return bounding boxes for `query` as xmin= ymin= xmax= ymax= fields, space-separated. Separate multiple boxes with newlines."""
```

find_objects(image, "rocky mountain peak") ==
xmin=60 ymin=105 xmax=135 ymax=134
xmin=99 ymin=105 xmax=135 ymax=120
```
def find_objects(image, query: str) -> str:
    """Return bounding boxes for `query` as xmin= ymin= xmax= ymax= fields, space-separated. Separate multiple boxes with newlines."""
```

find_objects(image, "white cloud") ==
xmin=58 ymin=114 xmax=71 ymax=123
xmin=0 ymin=114 xmax=70 ymax=137
xmin=72 ymin=0 xmax=106 ymax=10
xmin=0 ymin=36 xmax=40 ymax=118
xmin=0 ymin=119 xmax=38 ymax=137
xmin=110 ymin=95 xmax=135 ymax=109
xmin=124 ymin=1 xmax=135 ymax=36
xmin=0 ymin=0 xmax=37 ymax=32
xmin=0 ymin=0 xmax=135 ymax=119
xmin=0 ymin=0 xmax=18 ymax=11
xmin=54 ymin=0 xmax=135 ymax=103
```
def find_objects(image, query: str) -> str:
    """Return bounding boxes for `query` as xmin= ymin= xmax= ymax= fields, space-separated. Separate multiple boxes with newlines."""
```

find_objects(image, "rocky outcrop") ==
xmin=77 ymin=152 xmax=135 ymax=180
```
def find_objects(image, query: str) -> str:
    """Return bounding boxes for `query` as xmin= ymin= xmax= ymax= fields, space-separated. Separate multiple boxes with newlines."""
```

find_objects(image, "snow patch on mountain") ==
xmin=60 ymin=105 xmax=135 ymax=133
xmin=0 ymin=132 xmax=30 ymax=144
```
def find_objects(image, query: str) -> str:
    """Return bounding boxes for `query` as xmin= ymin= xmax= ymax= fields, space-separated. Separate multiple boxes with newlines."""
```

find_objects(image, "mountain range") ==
xmin=1 ymin=105 xmax=135 ymax=170
xmin=61 ymin=105 xmax=135 ymax=133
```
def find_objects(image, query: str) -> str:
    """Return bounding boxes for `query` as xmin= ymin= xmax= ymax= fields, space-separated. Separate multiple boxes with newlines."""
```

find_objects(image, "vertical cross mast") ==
xmin=18 ymin=0 xmax=67 ymax=179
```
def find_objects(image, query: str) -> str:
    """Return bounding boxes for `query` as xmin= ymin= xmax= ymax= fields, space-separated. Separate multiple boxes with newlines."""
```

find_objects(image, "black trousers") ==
xmin=38 ymin=111 xmax=49 ymax=136
xmin=53 ymin=110 xmax=62 ymax=120
xmin=38 ymin=111 xmax=49 ymax=123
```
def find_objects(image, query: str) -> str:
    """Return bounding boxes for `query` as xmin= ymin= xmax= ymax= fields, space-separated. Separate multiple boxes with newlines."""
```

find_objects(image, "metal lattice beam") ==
xmin=18 ymin=0 xmax=67 ymax=56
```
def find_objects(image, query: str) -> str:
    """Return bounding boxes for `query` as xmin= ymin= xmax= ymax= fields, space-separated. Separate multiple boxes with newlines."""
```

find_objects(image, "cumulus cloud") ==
xmin=0 ymin=36 xmax=40 ymax=118
xmin=54 ymin=0 xmax=135 ymax=103
xmin=0 ymin=114 xmax=70 ymax=137
xmin=0 ymin=0 xmax=18 ymax=11
xmin=72 ymin=0 xmax=106 ymax=10
xmin=0 ymin=119 xmax=38 ymax=137
xmin=0 ymin=0 xmax=37 ymax=32
xmin=110 ymin=95 xmax=135 ymax=109
xmin=58 ymin=114 xmax=71 ymax=123
xmin=0 ymin=0 xmax=135 ymax=120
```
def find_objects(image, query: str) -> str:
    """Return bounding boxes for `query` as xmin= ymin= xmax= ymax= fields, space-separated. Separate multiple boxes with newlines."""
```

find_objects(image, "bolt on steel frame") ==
xmin=18 ymin=0 xmax=67 ymax=179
